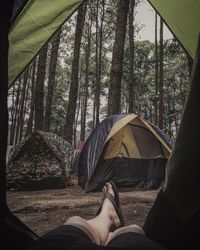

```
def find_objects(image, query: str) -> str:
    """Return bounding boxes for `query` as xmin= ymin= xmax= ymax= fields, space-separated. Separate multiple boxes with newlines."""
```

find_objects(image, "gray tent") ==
xmin=78 ymin=114 xmax=173 ymax=192
xmin=7 ymin=130 xmax=73 ymax=190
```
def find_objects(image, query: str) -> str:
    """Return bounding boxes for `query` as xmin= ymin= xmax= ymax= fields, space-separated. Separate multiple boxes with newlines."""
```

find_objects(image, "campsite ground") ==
xmin=7 ymin=177 xmax=159 ymax=236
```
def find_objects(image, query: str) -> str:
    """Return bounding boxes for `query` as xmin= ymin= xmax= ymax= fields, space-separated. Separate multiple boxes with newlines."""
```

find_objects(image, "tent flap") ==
xmin=148 ymin=0 xmax=200 ymax=59
xmin=9 ymin=0 xmax=84 ymax=85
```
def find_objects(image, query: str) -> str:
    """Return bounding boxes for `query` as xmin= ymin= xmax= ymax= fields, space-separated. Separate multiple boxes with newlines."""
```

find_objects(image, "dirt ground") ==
xmin=7 ymin=178 xmax=159 ymax=237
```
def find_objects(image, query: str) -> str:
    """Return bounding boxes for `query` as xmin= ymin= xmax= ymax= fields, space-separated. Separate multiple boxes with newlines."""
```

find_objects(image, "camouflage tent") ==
xmin=7 ymin=130 xmax=74 ymax=190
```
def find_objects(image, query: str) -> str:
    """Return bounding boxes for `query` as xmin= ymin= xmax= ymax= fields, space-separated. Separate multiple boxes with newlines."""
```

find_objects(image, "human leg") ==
xmin=30 ymin=182 xmax=123 ymax=250
xmin=105 ymin=224 xmax=145 ymax=245
xmin=106 ymin=232 xmax=166 ymax=249
xmin=105 ymin=225 xmax=165 ymax=250
xmin=65 ymin=182 xmax=122 ymax=245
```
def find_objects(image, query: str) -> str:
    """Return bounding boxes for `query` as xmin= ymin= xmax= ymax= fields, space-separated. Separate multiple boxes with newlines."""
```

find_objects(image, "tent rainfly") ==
xmin=78 ymin=114 xmax=172 ymax=192
xmin=7 ymin=130 xmax=73 ymax=190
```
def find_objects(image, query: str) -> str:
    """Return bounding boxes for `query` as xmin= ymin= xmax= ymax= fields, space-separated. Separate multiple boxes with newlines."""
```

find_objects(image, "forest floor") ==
xmin=7 ymin=177 xmax=159 ymax=236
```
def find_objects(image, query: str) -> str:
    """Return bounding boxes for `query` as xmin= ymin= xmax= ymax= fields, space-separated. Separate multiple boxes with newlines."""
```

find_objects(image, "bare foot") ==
xmin=101 ymin=182 xmax=121 ymax=231
xmin=83 ymin=182 xmax=122 ymax=245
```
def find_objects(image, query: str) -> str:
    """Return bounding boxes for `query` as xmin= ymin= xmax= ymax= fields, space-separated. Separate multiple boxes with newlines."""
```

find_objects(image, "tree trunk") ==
xmin=14 ymin=75 xmax=25 ymax=145
xmin=154 ymin=12 xmax=159 ymax=125
xmin=44 ymin=28 xmax=61 ymax=132
xmin=34 ymin=44 xmax=48 ymax=131
xmin=74 ymin=95 xmax=81 ymax=147
xmin=10 ymin=81 xmax=21 ymax=145
xmin=26 ymin=60 xmax=36 ymax=136
xmin=80 ymin=19 xmax=91 ymax=141
xmin=22 ymin=71 xmax=31 ymax=135
xmin=128 ymin=0 xmax=135 ymax=113
xmin=95 ymin=0 xmax=105 ymax=126
xmin=107 ymin=0 xmax=129 ymax=116
xmin=95 ymin=0 xmax=100 ymax=126
xmin=19 ymin=67 xmax=30 ymax=140
xmin=9 ymin=83 xmax=16 ymax=145
xmin=167 ymin=94 xmax=172 ymax=138
xmin=80 ymin=95 xmax=85 ymax=141
xmin=158 ymin=18 xmax=164 ymax=129
xmin=63 ymin=5 xmax=86 ymax=143
xmin=92 ymin=98 xmax=96 ymax=130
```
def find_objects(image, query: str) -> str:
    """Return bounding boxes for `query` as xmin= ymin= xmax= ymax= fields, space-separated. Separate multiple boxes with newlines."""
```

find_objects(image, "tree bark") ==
xmin=154 ymin=12 xmax=159 ymax=125
xmin=107 ymin=0 xmax=129 ymax=116
xmin=10 ymin=81 xmax=21 ymax=145
xmin=95 ymin=0 xmax=100 ymax=126
xmin=80 ymin=19 xmax=91 ymax=141
xmin=92 ymin=98 xmax=96 ymax=130
xmin=14 ymin=77 xmax=24 ymax=145
xmin=95 ymin=0 xmax=105 ymax=126
xmin=63 ymin=5 xmax=86 ymax=143
xmin=9 ymin=83 xmax=16 ymax=145
xmin=19 ymin=67 xmax=30 ymax=140
xmin=158 ymin=18 xmax=164 ymax=129
xmin=34 ymin=44 xmax=48 ymax=131
xmin=44 ymin=28 xmax=61 ymax=132
xmin=26 ymin=60 xmax=36 ymax=136
xmin=128 ymin=0 xmax=135 ymax=113
xmin=74 ymin=94 xmax=81 ymax=147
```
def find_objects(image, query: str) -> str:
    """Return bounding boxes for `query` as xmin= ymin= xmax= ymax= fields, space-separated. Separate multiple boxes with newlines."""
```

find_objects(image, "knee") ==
xmin=65 ymin=216 xmax=83 ymax=224
xmin=125 ymin=224 xmax=145 ymax=235
xmin=105 ymin=224 xmax=145 ymax=245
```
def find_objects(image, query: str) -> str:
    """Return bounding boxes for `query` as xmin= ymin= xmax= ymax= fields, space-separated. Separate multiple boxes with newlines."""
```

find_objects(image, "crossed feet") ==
xmin=66 ymin=181 xmax=144 ymax=246
xmin=85 ymin=181 xmax=124 ymax=245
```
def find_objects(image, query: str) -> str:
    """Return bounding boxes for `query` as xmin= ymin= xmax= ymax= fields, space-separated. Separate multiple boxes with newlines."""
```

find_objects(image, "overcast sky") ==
xmin=135 ymin=1 xmax=173 ymax=41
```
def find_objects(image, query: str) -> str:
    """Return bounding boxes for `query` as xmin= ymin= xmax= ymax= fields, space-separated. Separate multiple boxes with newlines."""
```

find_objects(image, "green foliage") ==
xmin=121 ymin=37 xmax=189 ymax=138
xmin=50 ymin=64 xmax=70 ymax=135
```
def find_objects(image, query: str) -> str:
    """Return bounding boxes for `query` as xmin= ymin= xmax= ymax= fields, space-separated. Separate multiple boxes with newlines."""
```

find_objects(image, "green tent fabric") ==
xmin=8 ymin=0 xmax=84 ymax=85
xmin=163 ymin=35 xmax=200 ymax=222
xmin=148 ymin=0 xmax=200 ymax=59
xmin=143 ymin=36 xmax=200 ymax=249
xmin=8 ymin=0 xmax=200 ymax=86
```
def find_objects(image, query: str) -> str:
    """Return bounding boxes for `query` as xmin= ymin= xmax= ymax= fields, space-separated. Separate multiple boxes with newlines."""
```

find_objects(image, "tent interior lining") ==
xmin=104 ymin=117 xmax=170 ymax=160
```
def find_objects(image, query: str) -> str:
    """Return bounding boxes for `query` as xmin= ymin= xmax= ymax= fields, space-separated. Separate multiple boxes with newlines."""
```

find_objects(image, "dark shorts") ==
xmin=30 ymin=225 xmax=166 ymax=250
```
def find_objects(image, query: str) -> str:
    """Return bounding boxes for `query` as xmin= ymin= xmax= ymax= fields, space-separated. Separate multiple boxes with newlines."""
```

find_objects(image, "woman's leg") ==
xmin=65 ymin=182 xmax=121 ymax=245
